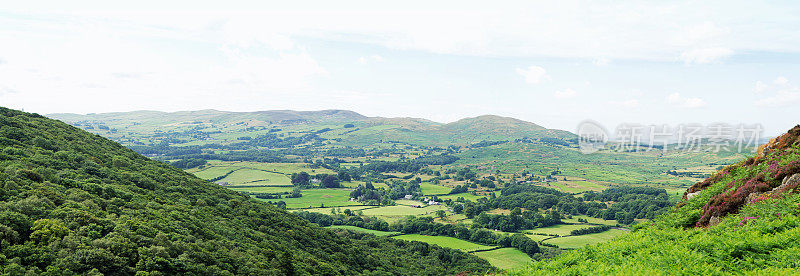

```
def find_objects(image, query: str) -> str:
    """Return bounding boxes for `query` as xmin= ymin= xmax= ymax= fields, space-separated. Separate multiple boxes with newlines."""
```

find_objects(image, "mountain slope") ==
xmin=509 ymin=126 xmax=800 ymax=275
xmin=0 ymin=107 xmax=492 ymax=275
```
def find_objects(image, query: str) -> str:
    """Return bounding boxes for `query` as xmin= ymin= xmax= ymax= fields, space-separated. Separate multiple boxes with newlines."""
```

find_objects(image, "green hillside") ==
xmin=509 ymin=126 xmax=800 ymax=275
xmin=0 ymin=107 xmax=492 ymax=275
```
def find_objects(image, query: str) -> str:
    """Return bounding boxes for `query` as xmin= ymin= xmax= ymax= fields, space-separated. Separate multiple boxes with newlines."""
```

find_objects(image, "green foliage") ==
xmin=0 ymin=107 xmax=492 ymax=275
xmin=29 ymin=219 xmax=71 ymax=244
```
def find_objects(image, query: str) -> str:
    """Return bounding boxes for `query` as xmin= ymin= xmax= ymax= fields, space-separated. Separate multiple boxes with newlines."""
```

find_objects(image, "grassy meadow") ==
xmin=393 ymin=234 xmax=496 ymax=252
xmin=473 ymin=248 xmax=533 ymax=270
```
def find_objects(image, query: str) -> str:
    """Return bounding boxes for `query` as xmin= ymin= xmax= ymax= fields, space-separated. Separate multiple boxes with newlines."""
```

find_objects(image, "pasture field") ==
xmin=325 ymin=225 xmax=400 ymax=237
xmin=270 ymin=189 xmax=362 ymax=209
xmin=187 ymin=161 xmax=335 ymax=181
xmin=392 ymin=234 xmax=496 ymax=252
xmin=419 ymin=182 xmax=452 ymax=195
xmin=341 ymin=181 xmax=389 ymax=189
xmin=303 ymin=205 xmax=377 ymax=214
xmin=473 ymin=248 xmax=533 ymax=270
xmin=561 ymin=215 xmax=618 ymax=226
xmin=548 ymin=180 xmax=607 ymax=193
xmin=232 ymin=162 xmax=336 ymax=175
xmin=543 ymin=229 xmax=627 ymax=249
xmin=527 ymin=224 xmax=594 ymax=236
xmin=439 ymin=192 xmax=489 ymax=202
xmin=361 ymin=205 xmax=447 ymax=221
xmin=220 ymin=169 xmax=292 ymax=186
xmin=229 ymin=186 xmax=294 ymax=194
xmin=394 ymin=199 xmax=424 ymax=206
xmin=524 ymin=233 xmax=553 ymax=242
xmin=190 ymin=166 xmax=237 ymax=180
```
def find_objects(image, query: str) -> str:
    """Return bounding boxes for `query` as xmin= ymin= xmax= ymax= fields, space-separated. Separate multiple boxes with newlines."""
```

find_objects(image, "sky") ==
xmin=1 ymin=1 xmax=800 ymax=136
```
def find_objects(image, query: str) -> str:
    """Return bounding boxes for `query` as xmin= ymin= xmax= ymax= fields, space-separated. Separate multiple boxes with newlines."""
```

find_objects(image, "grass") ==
xmin=361 ymin=205 xmax=447 ymax=217
xmin=527 ymin=224 xmax=595 ymax=236
xmin=419 ymin=182 xmax=452 ymax=195
xmin=302 ymin=206 xmax=377 ymax=214
xmin=220 ymin=169 xmax=292 ymax=186
xmin=473 ymin=248 xmax=533 ymax=270
xmin=524 ymin=233 xmax=553 ymax=242
xmin=263 ymin=189 xmax=362 ymax=209
xmin=561 ymin=215 xmax=619 ymax=226
xmin=548 ymin=180 xmax=607 ymax=193
xmin=190 ymin=166 xmax=237 ymax=180
xmin=394 ymin=199 xmax=424 ymax=206
xmin=439 ymin=192 xmax=489 ymax=202
xmin=543 ymin=229 xmax=627 ymax=249
xmin=392 ymin=234 xmax=495 ymax=252
xmin=340 ymin=181 xmax=389 ymax=189
xmin=228 ymin=186 xmax=294 ymax=194
xmin=325 ymin=225 xmax=400 ymax=237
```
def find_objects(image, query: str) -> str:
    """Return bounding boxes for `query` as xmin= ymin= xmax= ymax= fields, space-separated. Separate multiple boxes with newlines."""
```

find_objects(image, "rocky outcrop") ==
xmin=683 ymin=125 xmax=800 ymax=227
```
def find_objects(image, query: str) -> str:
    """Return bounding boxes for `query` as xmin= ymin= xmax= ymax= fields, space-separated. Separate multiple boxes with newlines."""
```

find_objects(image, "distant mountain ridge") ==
xmin=49 ymin=109 xmax=575 ymax=146
xmin=51 ymin=109 xmax=543 ymax=128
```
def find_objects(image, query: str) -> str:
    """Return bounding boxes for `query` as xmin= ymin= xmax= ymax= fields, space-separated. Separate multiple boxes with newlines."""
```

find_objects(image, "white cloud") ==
xmin=680 ymin=47 xmax=734 ymax=64
xmin=358 ymin=55 xmax=385 ymax=64
xmin=754 ymin=81 xmax=768 ymax=93
xmin=592 ymin=57 xmax=610 ymax=66
xmin=755 ymin=77 xmax=800 ymax=107
xmin=666 ymin=93 xmax=707 ymax=108
xmin=774 ymin=76 xmax=789 ymax=86
xmin=609 ymin=99 xmax=639 ymax=108
xmin=755 ymin=89 xmax=800 ymax=107
xmin=554 ymin=88 xmax=577 ymax=99
xmin=516 ymin=65 xmax=550 ymax=84
xmin=8 ymin=1 xmax=793 ymax=61
xmin=674 ymin=22 xmax=730 ymax=47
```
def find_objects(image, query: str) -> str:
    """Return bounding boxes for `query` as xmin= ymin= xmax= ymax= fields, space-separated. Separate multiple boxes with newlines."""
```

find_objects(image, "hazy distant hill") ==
xmin=49 ymin=109 xmax=573 ymax=146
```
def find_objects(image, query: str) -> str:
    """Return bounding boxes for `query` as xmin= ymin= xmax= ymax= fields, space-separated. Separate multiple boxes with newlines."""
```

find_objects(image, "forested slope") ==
xmin=509 ymin=126 xmax=800 ymax=275
xmin=0 ymin=107 xmax=492 ymax=275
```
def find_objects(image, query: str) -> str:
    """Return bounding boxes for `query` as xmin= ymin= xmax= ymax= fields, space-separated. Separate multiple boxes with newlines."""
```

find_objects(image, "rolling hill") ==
xmin=48 ymin=109 xmax=572 ymax=147
xmin=0 ymin=107 xmax=492 ymax=275
xmin=508 ymin=125 xmax=800 ymax=275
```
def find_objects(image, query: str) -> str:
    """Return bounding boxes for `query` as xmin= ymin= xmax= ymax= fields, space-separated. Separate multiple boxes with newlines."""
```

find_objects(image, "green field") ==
xmin=439 ymin=192 xmax=489 ymax=201
xmin=303 ymin=206 xmax=377 ymax=214
xmin=191 ymin=166 xmax=237 ymax=180
xmin=325 ymin=225 xmax=400 ymax=237
xmin=524 ymin=233 xmax=553 ymax=242
xmin=543 ymin=229 xmax=627 ymax=249
xmin=341 ymin=181 xmax=389 ymax=189
xmin=527 ymin=224 xmax=594 ymax=236
xmin=393 ymin=234 xmax=496 ymax=252
xmin=264 ymin=189 xmax=362 ymax=209
xmin=219 ymin=169 xmax=292 ymax=186
xmin=229 ymin=186 xmax=294 ymax=193
xmin=361 ymin=205 xmax=448 ymax=222
xmin=547 ymin=180 xmax=607 ymax=193
xmin=473 ymin=247 xmax=533 ymax=270
xmin=561 ymin=215 xmax=619 ymax=226
xmin=419 ymin=182 xmax=452 ymax=195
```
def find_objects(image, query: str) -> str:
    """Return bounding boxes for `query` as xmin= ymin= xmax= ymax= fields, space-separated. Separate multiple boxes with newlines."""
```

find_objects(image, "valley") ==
xmin=47 ymin=109 xmax=748 ymax=271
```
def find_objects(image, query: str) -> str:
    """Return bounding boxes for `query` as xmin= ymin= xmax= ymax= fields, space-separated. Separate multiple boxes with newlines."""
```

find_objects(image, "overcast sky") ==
xmin=1 ymin=1 xmax=799 ymax=136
